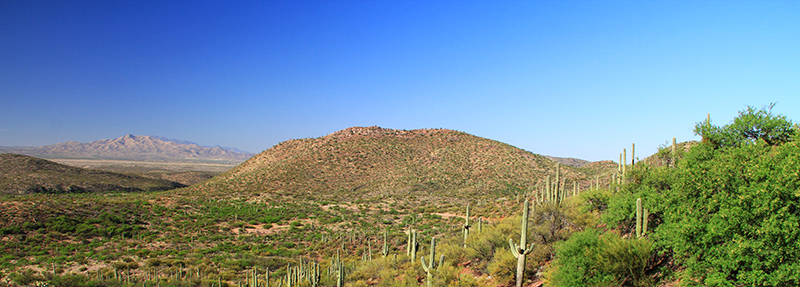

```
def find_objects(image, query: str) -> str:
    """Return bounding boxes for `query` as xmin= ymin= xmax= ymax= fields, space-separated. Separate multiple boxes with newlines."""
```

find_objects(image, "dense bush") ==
xmin=659 ymin=139 xmax=800 ymax=286
xmin=593 ymin=106 xmax=800 ymax=286
xmin=546 ymin=229 xmax=653 ymax=287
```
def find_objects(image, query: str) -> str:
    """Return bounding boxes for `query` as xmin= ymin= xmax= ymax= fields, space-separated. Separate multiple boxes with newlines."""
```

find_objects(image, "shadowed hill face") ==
xmin=0 ymin=153 xmax=185 ymax=194
xmin=190 ymin=127 xmax=601 ymax=204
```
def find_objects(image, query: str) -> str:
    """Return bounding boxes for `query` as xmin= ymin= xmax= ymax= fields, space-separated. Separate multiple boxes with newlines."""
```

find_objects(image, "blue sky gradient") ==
xmin=2 ymin=0 xmax=799 ymax=161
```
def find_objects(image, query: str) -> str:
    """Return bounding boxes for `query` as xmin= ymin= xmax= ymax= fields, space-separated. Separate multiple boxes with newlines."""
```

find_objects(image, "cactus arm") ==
xmin=523 ymin=245 xmax=533 ymax=255
xmin=509 ymin=238 xmax=521 ymax=258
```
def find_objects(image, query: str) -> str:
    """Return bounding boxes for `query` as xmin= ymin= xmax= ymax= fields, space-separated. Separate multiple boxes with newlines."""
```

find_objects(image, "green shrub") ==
xmin=546 ymin=229 xmax=653 ymax=287
xmin=486 ymin=247 xmax=516 ymax=285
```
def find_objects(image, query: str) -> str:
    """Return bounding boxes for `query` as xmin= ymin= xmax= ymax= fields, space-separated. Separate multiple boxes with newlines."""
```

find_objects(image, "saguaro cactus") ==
xmin=573 ymin=181 xmax=577 ymax=197
xmin=407 ymin=229 xmax=419 ymax=263
xmin=636 ymin=198 xmax=642 ymax=238
xmin=672 ymin=137 xmax=677 ymax=167
xmin=381 ymin=229 xmax=389 ymax=257
xmin=509 ymin=199 xmax=533 ymax=287
xmin=545 ymin=175 xmax=552 ymax=203
xmin=643 ymin=208 xmax=649 ymax=236
xmin=367 ymin=241 xmax=372 ymax=261
xmin=463 ymin=204 xmax=471 ymax=247
xmin=622 ymin=148 xmax=627 ymax=181
xmin=285 ymin=265 xmax=293 ymax=287
xmin=555 ymin=163 xmax=561 ymax=204
xmin=307 ymin=262 xmax=320 ymax=287
xmin=636 ymin=198 xmax=649 ymax=238
xmin=335 ymin=251 xmax=345 ymax=287
xmin=407 ymin=230 xmax=412 ymax=255
xmin=421 ymin=237 xmax=443 ymax=287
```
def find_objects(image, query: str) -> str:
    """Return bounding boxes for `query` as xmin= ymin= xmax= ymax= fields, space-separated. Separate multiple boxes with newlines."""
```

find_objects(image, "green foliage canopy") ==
xmin=695 ymin=104 xmax=796 ymax=148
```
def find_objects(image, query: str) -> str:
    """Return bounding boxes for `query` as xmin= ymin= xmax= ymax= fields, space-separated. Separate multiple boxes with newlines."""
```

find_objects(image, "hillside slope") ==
xmin=190 ymin=127 xmax=607 ymax=204
xmin=0 ymin=153 xmax=185 ymax=194
xmin=0 ymin=134 xmax=253 ymax=163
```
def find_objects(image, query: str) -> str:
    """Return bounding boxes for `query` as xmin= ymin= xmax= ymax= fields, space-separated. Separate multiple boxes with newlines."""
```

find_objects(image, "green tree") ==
xmin=695 ymin=104 xmax=795 ymax=148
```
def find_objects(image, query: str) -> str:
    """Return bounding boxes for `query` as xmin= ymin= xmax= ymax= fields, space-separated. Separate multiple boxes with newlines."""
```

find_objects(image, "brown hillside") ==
xmin=188 ymin=127 xmax=603 ymax=204
xmin=0 ymin=153 xmax=185 ymax=194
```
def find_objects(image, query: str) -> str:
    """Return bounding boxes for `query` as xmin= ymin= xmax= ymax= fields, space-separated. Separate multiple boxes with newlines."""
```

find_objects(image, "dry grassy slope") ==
xmin=0 ymin=153 xmax=185 ymax=194
xmin=190 ymin=127 xmax=605 ymax=204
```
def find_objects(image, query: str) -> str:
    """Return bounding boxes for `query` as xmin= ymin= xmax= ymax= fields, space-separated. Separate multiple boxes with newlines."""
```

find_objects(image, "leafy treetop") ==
xmin=695 ymin=103 xmax=796 ymax=148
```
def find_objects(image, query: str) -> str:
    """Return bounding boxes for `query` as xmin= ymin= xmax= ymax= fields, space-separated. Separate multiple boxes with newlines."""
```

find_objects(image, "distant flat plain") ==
xmin=49 ymin=158 xmax=236 ymax=173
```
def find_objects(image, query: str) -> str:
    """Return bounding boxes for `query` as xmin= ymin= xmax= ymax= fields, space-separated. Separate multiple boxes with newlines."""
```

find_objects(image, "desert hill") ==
xmin=544 ymin=156 xmax=592 ymax=167
xmin=0 ymin=134 xmax=253 ymax=164
xmin=0 ymin=153 xmax=185 ymax=194
xmin=189 ymin=126 xmax=609 ymax=204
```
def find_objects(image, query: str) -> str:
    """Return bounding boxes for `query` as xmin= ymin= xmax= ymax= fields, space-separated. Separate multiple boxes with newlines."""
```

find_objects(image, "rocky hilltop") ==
xmin=0 ymin=153 xmax=184 ymax=194
xmin=0 ymin=135 xmax=253 ymax=164
xmin=189 ymin=126 xmax=609 ymax=204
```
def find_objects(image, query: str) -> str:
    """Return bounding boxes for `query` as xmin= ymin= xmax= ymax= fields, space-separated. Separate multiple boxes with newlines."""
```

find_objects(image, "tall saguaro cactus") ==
xmin=622 ymin=148 xmax=627 ymax=181
xmin=555 ymin=163 xmax=561 ymax=204
xmin=463 ymin=204 xmax=471 ymax=248
xmin=381 ymin=229 xmax=389 ymax=257
xmin=672 ymin=137 xmax=677 ymax=167
xmin=509 ymin=199 xmax=533 ymax=287
xmin=420 ymin=237 xmax=443 ymax=287
xmin=407 ymin=229 xmax=419 ymax=263
xmin=335 ymin=251 xmax=345 ymax=287
xmin=636 ymin=198 xmax=643 ymax=238
xmin=636 ymin=198 xmax=649 ymax=238
xmin=307 ymin=262 xmax=320 ymax=287
xmin=545 ymin=175 xmax=552 ymax=204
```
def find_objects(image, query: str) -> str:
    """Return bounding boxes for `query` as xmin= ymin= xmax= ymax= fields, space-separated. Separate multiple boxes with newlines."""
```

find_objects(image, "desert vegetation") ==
xmin=1 ymin=106 xmax=797 ymax=286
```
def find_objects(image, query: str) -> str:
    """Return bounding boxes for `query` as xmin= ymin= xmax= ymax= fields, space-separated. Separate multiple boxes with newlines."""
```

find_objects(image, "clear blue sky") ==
xmin=2 ymin=0 xmax=799 ymax=161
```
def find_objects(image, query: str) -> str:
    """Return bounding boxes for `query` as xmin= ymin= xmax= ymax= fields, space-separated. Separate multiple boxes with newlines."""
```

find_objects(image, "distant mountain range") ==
xmin=0 ymin=135 xmax=254 ymax=164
